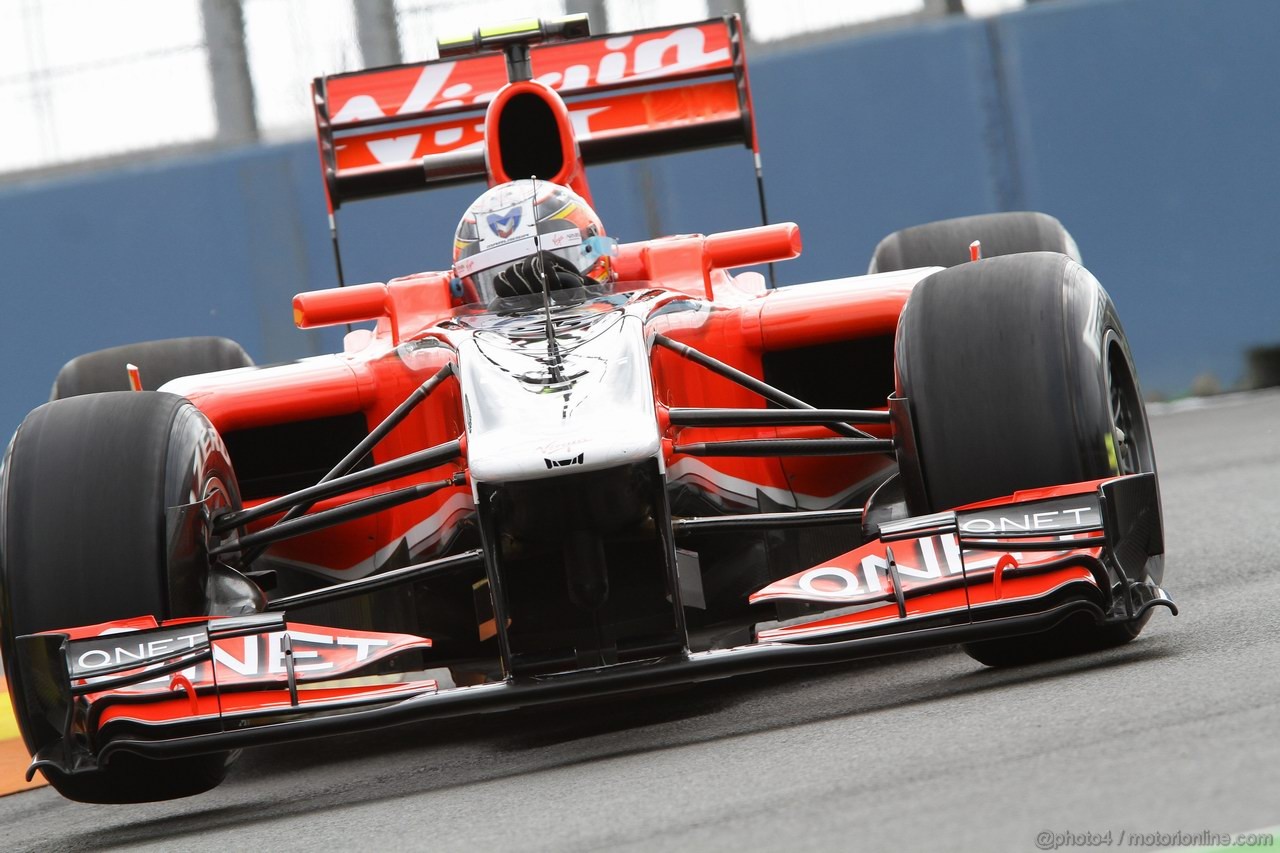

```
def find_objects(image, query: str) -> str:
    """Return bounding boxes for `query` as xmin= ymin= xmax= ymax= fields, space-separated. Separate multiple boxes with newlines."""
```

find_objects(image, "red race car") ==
xmin=0 ymin=14 xmax=1172 ymax=803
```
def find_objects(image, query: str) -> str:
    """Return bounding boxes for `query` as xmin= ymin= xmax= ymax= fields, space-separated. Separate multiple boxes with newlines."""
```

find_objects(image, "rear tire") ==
xmin=0 ymin=392 xmax=241 ymax=801
xmin=893 ymin=252 xmax=1158 ymax=666
xmin=869 ymin=211 xmax=1079 ymax=273
xmin=51 ymin=336 xmax=253 ymax=399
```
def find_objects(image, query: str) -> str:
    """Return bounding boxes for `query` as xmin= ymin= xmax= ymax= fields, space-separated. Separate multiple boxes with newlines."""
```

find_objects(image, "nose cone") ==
xmin=460 ymin=310 xmax=661 ymax=483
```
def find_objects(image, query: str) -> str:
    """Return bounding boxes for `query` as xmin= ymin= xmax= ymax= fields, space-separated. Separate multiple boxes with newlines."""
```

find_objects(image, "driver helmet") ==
xmin=452 ymin=180 xmax=615 ymax=304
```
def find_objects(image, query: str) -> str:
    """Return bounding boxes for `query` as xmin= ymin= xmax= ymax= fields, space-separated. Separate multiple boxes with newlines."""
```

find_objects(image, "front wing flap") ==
xmin=750 ymin=472 xmax=1168 ymax=643
xmin=14 ymin=474 xmax=1171 ymax=780
xmin=16 ymin=612 xmax=434 ymax=780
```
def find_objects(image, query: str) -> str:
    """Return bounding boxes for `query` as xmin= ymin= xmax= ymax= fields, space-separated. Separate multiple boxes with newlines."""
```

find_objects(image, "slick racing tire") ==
xmin=868 ymin=211 xmax=1080 ymax=273
xmin=894 ymin=252 xmax=1159 ymax=667
xmin=51 ymin=336 xmax=253 ymax=399
xmin=0 ymin=392 xmax=241 ymax=802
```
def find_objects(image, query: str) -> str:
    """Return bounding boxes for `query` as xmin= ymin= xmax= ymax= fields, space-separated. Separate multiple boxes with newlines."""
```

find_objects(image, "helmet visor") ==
xmin=456 ymin=226 xmax=613 ymax=305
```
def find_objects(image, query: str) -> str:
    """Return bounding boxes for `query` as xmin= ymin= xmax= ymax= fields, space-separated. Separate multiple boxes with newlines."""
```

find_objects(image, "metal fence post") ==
xmin=354 ymin=0 xmax=402 ymax=69
xmin=579 ymin=0 xmax=609 ymax=33
xmin=201 ymin=0 xmax=258 ymax=144
xmin=923 ymin=0 xmax=966 ymax=15
xmin=720 ymin=0 xmax=748 ymax=38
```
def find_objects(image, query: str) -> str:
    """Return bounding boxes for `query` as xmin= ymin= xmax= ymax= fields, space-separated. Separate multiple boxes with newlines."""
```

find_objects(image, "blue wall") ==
xmin=2 ymin=0 xmax=1276 ymax=439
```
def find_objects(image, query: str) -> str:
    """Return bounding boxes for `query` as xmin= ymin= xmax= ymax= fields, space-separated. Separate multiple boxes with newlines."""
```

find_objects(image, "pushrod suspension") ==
xmin=230 ymin=363 xmax=459 ymax=566
xmin=673 ymin=438 xmax=895 ymax=457
xmin=212 ymin=474 xmax=465 ymax=556
xmin=673 ymin=508 xmax=864 ymax=534
xmin=266 ymin=550 xmax=484 ymax=612
xmin=213 ymin=361 xmax=457 ymax=567
xmin=214 ymin=437 xmax=463 ymax=533
xmin=325 ymin=363 xmax=455 ymax=495
xmin=667 ymin=407 xmax=890 ymax=427
xmin=652 ymin=335 xmax=879 ymax=440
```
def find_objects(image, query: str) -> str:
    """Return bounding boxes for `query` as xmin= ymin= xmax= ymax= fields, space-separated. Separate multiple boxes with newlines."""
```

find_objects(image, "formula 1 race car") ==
xmin=0 ymin=14 xmax=1173 ymax=803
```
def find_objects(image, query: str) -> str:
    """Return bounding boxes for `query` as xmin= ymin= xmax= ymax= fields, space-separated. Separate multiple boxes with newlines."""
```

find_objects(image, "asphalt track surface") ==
xmin=2 ymin=390 xmax=1278 ymax=852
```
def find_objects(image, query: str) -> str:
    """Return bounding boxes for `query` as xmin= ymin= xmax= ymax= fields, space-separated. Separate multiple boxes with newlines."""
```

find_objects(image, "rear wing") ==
xmin=313 ymin=16 xmax=757 ymax=209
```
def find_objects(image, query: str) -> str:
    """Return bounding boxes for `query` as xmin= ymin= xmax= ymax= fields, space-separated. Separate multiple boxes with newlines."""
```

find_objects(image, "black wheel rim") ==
xmin=1106 ymin=337 xmax=1153 ymax=477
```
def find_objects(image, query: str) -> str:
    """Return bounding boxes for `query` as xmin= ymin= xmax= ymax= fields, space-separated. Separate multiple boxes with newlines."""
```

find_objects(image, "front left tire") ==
xmin=869 ymin=211 xmax=1080 ymax=273
xmin=893 ymin=252 xmax=1161 ymax=666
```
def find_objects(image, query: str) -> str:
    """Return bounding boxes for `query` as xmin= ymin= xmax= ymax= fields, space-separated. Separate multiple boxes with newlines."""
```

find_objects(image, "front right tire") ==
xmin=1 ymin=391 xmax=240 ymax=801
xmin=51 ymin=336 xmax=253 ymax=399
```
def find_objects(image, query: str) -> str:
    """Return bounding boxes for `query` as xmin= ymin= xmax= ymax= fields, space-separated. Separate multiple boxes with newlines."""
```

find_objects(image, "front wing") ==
xmin=13 ymin=473 xmax=1172 ymax=781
